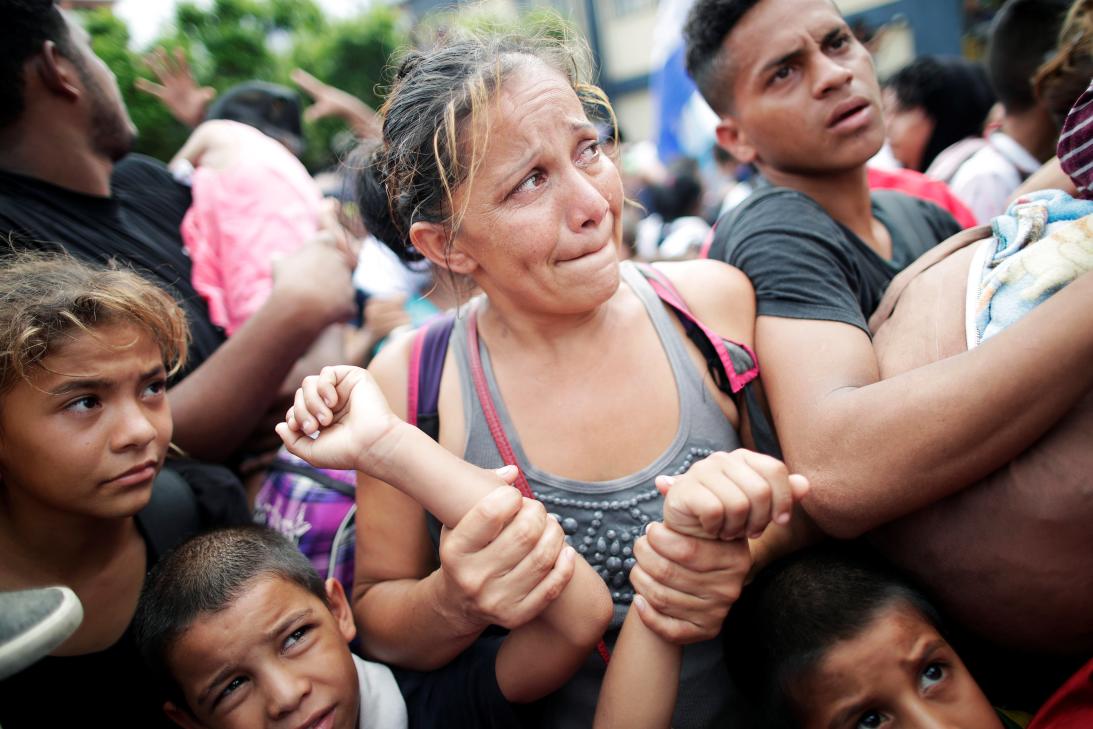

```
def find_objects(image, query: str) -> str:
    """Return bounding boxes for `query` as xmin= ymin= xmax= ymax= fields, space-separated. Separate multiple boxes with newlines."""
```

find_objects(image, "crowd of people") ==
xmin=0 ymin=0 xmax=1091 ymax=728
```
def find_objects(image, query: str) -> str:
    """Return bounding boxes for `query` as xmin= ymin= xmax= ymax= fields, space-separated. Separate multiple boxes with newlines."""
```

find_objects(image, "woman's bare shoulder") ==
xmin=649 ymin=259 xmax=755 ymax=344
xmin=367 ymin=327 xmax=419 ymax=420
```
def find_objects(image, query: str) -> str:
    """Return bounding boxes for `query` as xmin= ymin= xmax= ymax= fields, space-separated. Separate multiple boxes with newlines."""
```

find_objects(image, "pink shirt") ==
xmin=180 ymin=126 xmax=322 ymax=334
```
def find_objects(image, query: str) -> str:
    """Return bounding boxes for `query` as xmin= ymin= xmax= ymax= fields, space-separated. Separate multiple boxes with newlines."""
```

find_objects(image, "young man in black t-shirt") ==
xmin=683 ymin=0 xmax=1093 ymax=663
xmin=0 ymin=3 xmax=356 ymax=462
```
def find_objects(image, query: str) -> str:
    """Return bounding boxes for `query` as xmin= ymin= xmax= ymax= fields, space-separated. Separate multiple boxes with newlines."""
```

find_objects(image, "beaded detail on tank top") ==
xmin=454 ymin=262 xmax=740 ymax=618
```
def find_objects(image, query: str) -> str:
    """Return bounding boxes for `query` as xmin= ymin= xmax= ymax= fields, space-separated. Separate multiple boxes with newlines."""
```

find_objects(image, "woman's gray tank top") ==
xmin=448 ymin=262 xmax=744 ymax=729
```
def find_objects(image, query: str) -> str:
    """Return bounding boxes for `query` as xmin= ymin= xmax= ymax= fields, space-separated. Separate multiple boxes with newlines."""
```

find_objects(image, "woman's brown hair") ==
xmin=357 ymin=25 xmax=616 ymax=266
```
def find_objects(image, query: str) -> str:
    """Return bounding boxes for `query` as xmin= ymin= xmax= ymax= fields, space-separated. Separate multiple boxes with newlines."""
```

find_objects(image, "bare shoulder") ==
xmin=366 ymin=327 xmax=418 ymax=420
xmin=652 ymin=259 xmax=756 ymax=345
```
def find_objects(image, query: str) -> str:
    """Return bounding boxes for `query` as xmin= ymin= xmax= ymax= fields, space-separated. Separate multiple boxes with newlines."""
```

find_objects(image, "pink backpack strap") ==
xmin=407 ymin=326 xmax=428 ymax=428
xmin=465 ymin=306 xmax=611 ymax=665
xmin=465 ymin=309 xmax=536 ymax=501
xmin=635 ymin=262 xmax=759 ymax=394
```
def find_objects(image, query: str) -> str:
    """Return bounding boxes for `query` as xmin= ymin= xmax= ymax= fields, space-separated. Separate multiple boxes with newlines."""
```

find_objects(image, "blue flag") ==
xmin=650 ymin=0 xmax=717 ymax=163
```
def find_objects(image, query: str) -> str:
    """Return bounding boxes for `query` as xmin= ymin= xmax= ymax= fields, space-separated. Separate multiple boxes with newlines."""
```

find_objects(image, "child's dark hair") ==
xmin=133 ymin=526 xmax=329 ymax=710
xmin=723 ymin=542 xmax=945 ymax=729
xmin=0 ymin=250 xmax=189 ymax=397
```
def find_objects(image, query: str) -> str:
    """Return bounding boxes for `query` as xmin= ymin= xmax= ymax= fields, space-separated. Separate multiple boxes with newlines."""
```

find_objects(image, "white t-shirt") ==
xmin=948 ymin=131 xmax=1041 ymax=224
xmin=354 ymin=654 xmax=408 ymax=729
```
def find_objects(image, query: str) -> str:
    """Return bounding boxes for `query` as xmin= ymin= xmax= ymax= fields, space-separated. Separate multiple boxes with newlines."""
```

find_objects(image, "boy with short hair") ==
xmin=134 ymin=525 xmax=412 ymax=729
xmin=595 ymin=543 xmax=1018 ymax=729
xmin=136 ymin=512 xmax=614 ymax=729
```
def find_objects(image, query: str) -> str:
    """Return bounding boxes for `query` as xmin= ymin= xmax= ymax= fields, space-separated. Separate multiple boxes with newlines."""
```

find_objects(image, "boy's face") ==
xmin=714 ymin=0 xmax=885 ymax=177
xmin=795 ymin=603 xmax=1003 ymax=729
xmin=0 ymin=321 xmax=171 ymax=520
xmin=164 ymin=577 xmax=360 ymax=729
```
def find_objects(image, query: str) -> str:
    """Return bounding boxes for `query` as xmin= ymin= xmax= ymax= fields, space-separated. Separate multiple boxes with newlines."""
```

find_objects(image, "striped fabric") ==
xmin=1058 ymin=80 xmax=1093 ymax=198
xmin=253 ymin=450 xmax=357 ymax=593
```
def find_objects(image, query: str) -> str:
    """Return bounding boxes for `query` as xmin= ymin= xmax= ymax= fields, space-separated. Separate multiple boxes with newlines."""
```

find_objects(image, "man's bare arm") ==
xmin=759 ymin=272 xmax=1093 ymax=538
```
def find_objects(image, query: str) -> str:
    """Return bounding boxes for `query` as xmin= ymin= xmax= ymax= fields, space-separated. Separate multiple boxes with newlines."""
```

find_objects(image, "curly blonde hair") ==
xmin=0 ymin=250 xmax=189 ymax=395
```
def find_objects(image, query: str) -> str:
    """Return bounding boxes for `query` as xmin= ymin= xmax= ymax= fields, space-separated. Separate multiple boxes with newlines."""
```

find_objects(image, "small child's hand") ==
xmin=275 ymin=365 xmax=401 ymax=473
xmin=656 ymin=449 xmax=809 ymax=541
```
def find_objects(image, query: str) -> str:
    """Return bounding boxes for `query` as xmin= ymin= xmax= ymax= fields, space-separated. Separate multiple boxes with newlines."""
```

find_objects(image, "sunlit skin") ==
xmin=716 ymin=0 xmax=887 ymax=178
xmin=164 ymin=577 xmax=360 ymax=729
xmin=0 ymin=321 xmax=171 ymax=521
xmin=412 ymin=58 xmax=626 ymax=321
xmin=795 ymin=603 xmax=1003 ymax=729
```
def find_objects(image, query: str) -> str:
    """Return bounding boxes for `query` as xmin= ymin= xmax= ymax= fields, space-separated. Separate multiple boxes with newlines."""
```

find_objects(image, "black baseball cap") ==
xmin=205 ymin=81 xmax=304 ymax=156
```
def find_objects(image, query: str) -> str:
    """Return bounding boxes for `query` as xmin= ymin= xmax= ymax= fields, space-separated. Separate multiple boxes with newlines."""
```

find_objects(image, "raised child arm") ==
xmin=277 ymin=365 xmax=613 ymax=703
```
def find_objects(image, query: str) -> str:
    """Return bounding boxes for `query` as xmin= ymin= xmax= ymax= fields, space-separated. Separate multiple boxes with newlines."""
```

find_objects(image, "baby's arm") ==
xmin=278 ymin=366 xmax=613 ymax=703
xmin=276 ymin=364 xmax=530 ymax=520
xmin=594 ymin=450 xmax=809 ymax=729
xmin=593 ymin=606 xmax=681 ymax=729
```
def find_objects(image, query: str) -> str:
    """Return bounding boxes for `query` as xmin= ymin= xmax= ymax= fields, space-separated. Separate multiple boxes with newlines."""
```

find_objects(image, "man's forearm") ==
xmin=169 ymin=296 xmax=327 ymax=461
xmin=776 ymin=273 xmax=1093 ymax=538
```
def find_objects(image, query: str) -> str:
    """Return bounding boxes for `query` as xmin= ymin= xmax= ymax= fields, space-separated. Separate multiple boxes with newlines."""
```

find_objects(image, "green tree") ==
xmin=291 ymin=6 xmax=407 ymax=169
xmin=84 ymin=8 xmax=190 ymax=164
xmin=83 ymin=0 xmax=407 ymax=171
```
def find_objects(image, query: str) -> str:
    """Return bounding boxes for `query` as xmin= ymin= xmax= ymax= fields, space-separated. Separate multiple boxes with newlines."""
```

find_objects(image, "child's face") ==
xmin=164 ymin=576 xmax=360 ymax=729
xmin=796 ymin=603 xmax=1003 ymax=729
xmin=0 ymin=321 xmax=171 ymax=520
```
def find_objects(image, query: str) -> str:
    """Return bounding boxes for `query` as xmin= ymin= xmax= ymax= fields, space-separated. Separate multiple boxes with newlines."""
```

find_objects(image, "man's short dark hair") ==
xmin=988 ymin=0 xmax=1070 ymax=113
xmin=132 ymin=526 xmax=328 ymax=709
xmin=0 ymin=0 xmax=75 ymax=129
xmin=722 ymin=542 xmax=946 ymax=729
xmin=683 ymin=0 xmax=762 ymax=114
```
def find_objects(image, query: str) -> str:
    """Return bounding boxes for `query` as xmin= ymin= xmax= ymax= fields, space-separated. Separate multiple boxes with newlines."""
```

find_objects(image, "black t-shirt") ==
xmin=0 ymin=155 xmax=225 ymax=377
xmin=0 ymin=537 xmax=170 ymax=729
xmin=707 ymin=187 xmax=962 ymax=333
